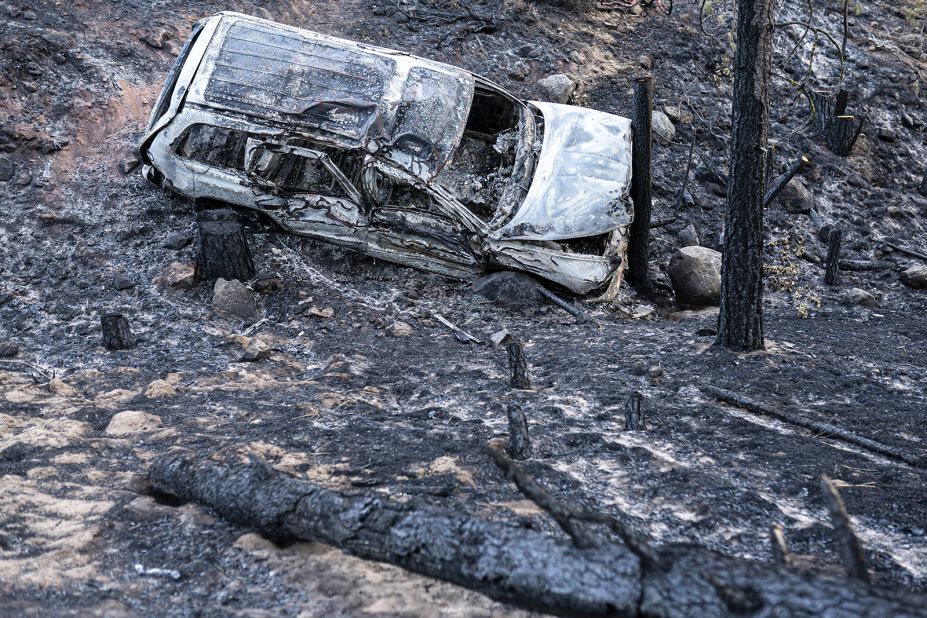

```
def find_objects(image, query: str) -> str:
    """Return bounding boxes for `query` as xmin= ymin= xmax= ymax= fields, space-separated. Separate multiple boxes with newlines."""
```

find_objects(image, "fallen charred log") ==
xmin=149 ymin=452 xmax=927 ymax=617
xmin=702 ymin=385 xmax=926 ymax=467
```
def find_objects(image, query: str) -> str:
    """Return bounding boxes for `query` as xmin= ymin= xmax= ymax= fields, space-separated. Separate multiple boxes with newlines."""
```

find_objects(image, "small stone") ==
xmin=678 ymin=223 xmax=700 ymax=247
xmin=779 ymin=178 xmax=814 ymax=214
xmin=23 ymin=10 xmax=37 ymax=19
xmin=537 ymin=74 xmax=577 ymax=104
xmin=900 ymin=265 xmax=927 ymax=290
xmin=105 ymin=411 xmax=161 ymax=436
xmin=877 ymin=127 xmax=897 ymax=142
xmin=0 ymin=341 xmax=18 ymax=357
xmin=0 ymin=155 xmax=14 ymax=182
xmin=212 ymin=278 xmax=258 ymax=320
xmin=119 ymin=156 xmax=141 ymax=175
xmin=652 ymin=111 xmax=676 ymax=145
xmin=667 ymin=246 xmax=722 ymax=307
xmin=630 ymin=3 xmax=643 ymax=15
xmin=388 ymin=321 xmax=414 ymax=337
xmin=162 ymin=233 xmax=193 ymax=250
xmin=153 ymin=262 xmax=195 ymax=289
xmin=901 ymin=111 xmax=916 ymax=128
xmin=638 ymin=54 xmax=653 ymax=70
xmin=472 ymin=271 xmax=546 ymax=307
xmin=113 ymin=275 xmax=137 ymax=291
xmin=306 ymin=306 xmax=334 ymax=319
xmin=252 ymin=273 xmax=283 ymax=294
xmin=240 ymin=338 xmax=271 ymax=362
xmin=490 ymin=329 xmax=513 ymax=347
xmin=842 ymin=288 xmax=879 ymax=307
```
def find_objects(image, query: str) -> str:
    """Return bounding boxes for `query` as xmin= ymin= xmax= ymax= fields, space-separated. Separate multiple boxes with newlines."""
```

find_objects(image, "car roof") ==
xmin=185 ymin=13 xmax=475 ymax=176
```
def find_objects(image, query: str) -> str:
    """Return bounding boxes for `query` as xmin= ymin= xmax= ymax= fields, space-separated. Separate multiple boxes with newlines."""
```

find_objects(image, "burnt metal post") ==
xmin=506 ymin=404 xmax=532 ymax=460
xmin=197 ymin=208 xmax=255 ymax=281
xmin=627 ymin=75 xmax=653 ymax=291
xmin=101 ymin=313 xmax=136 ymax=350
xmin=824 ymin=226 xmax=843 ymax=286
xmin=507 ymin=340 xmax=531 ymax=389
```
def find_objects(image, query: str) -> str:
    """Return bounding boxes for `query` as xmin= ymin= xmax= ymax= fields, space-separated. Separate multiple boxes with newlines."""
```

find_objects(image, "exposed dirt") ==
xmin=1 ymin=0 xmax=926 ymax=615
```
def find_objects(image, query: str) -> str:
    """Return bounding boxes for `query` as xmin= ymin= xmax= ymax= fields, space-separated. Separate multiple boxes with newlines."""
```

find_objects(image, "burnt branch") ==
xmin=763 ymin=155 xmax=810 ymax=207
xmin=624 ymin=391 xmax=646 ymax=430
xmin=821 ymin=476 xmax=870 ymax=583
xmin=770 ymin=524 xmax=792 ymax=567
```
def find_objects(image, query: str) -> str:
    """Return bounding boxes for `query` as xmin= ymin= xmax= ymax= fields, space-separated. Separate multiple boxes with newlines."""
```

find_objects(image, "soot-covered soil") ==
xmin=1 ymin=0 xmax=926 ymax=615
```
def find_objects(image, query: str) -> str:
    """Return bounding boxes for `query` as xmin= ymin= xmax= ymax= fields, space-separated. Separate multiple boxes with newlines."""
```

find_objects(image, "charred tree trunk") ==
xmin=824 ymin=227 xmax=843 ymax=286
xmin=507 ymin=340 xmax=531 ymax=389
xmin=197 ymin=208 xmax=255 ymax=281
xmin=505 ymin=404 xmax=532 ymax=460
xmin=148 ymin=453 xmax=927 ymax=618
xmin=627 ymin=75 xmax=653 ymax=291
xmin=101 ymin=312 xmax=135 ymax=350
xmin=715 ymin=0 xmax=773 ymax=352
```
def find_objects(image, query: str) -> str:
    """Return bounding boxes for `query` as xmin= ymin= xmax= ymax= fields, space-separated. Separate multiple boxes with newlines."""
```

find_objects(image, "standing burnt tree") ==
xmin=715 ymin=0 xmax=774 ymax=351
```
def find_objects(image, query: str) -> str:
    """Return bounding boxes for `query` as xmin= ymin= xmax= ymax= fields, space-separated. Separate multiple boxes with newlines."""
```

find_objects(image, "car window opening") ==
xmin=435 ymin=87 xmax=520 ymax=222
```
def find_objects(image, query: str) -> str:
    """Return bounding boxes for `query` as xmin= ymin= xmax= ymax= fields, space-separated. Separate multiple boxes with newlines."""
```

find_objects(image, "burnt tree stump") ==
xmin=822 ymin=475 xmax=870 ymax=583
xmin=507 ymin=340 xmax=531 ymax=389
xmin=197 ymin=208 xmax=255 ymax=281
xmin=627 ymin=75 xmax=653 ymax=291
xmin=824 ymin=226 xmax=843 ymax=286
xmin=506 ymin=404 xmax=532 ymax=460
xmin=101 ymin=312 xmax=136 ymax=350
xmin=808 ymin=89 xmax=865 ymax=156
xmin=625 ymin=391 xmax=646 ymax=430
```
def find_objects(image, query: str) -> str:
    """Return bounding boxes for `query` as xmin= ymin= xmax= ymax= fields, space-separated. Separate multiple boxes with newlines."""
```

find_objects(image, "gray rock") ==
xmin=638 ymin=54 xmax=653 ymax=70
xmin=0 ymin=155 xmax=14 ymax=182
xmin=212 ymin=278 xmax=258 ymax=320
xmin=113 ymin=275 xmax=137 ymax=291
xmin=678 ymin=223 xmax=700 ymax=247
xmin=652 ymin=111 xmax=676 ymax=145
xmin=154 ymin=262 xmax=195 ymax=289
xmin=663 ymin=105 xmax=692 ymax=126
xmin=162 ymin=233 xmax=193 ymax=250
xmin=901 ymin=265 xmax=927 ymax=290
xmin=877 ymin=127 xmax=897 ymax=142
xmin=842 ymin=288 xmax=879 ymax=307
xmin=667 ymin=246 xmax=722 ymax=307
xmin=0 ymin=341 xmax=19 ymax=358
xmin=779 ymin=178 xmax=814 ymax=214
xmin=537 ymin=74 xmax=576 ymax=104
xmin=473 ymin=271 xmax=546 ymax=307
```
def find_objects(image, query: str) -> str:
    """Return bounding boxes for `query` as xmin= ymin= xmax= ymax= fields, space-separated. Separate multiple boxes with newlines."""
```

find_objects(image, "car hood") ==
xmin=491 ymin=101 xmax=633 ymax=241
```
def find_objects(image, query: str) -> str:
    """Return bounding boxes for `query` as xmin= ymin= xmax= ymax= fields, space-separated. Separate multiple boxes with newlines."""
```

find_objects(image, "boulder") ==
xmin=842 ymin=288 xmax=879 ymax=308
xmin=472 ymin=271 xmax=546 ymax=307
xmin=537 ymin=74 xmax=576 ymax=104
xmin=678 ymin=223 xmax=700 ymax=247
xmin=667 ymin=246 xmax=722 ymax=307
xmin=901 ymin=265 xmax=927 ymax=290
xmin=652 ymin=111 xmax=676 ymax=145
xmin=778 ymin=178 xmax=814 ymax=214
xmin=212 ymin=278 xmax=258 ymax=320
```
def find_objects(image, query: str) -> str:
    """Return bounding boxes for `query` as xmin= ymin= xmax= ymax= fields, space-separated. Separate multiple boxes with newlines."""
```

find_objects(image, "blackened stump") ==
xmin=197 ymin=208 xmax=255 ymax=281
xmin=505 ymin=404 xmax=532 ymax=460
xmin=715 ymin=0 xmax=773 ymax=352
xmin=627 ymin=75 xmax=653 ymax=291
xmin=101 ymin=313 xmax=135 ymax=350
xmin=822 ymin=475 xmax=870 ymax=582
xmin=507 ymin=340 xmax=530 ymax=389
xmin=624 ymin=391 xmax=645 ymax=430
xmin=824 ymin=227 xmax=843 ymax=286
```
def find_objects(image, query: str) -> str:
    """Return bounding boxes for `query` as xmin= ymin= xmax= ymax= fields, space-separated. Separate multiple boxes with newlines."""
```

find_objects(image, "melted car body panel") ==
xmin=140 ymin=12 xmax=634 ymax=298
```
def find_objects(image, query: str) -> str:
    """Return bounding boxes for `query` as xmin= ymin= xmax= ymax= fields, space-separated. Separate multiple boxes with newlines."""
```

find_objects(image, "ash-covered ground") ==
xmin=1 ymin=0 xmax=926 ymax=615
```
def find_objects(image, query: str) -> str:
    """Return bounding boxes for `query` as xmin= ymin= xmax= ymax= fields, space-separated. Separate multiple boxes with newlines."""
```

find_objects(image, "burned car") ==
xmin=139 ymin=12 xmax=634 ymax=297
